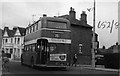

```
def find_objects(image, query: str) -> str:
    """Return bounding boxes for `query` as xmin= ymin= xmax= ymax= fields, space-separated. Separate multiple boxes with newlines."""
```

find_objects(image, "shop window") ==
xmin=36 ymin=23 xmax=38 ymax=30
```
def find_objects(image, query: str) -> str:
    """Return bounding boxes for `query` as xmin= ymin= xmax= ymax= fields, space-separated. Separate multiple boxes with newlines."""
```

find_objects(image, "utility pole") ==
xmin=91 ymin=0 xmax=96 ymax=68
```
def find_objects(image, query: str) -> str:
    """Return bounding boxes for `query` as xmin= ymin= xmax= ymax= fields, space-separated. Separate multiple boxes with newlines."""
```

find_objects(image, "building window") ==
xmin=34 ymin=25 xmax=36 ymax=32
xmin=18 ymin=49 xmax=20 ymax=57
xmin=27 ymin=29 xmax=29 ymax=34
xmin=18 ymin=38 xmax=20 ymax=44
xmin=10 ymin=49 xmax=13 ymax=54
xmin=6 ymin=48 xmax=8 ymax=53
xmin=33 ymin=25 xmax=35 ymax=32
xmin=26 ymin=29 xmax=28 ymax=35
xmin=27 ymin=28 xmax=29 ymax=34
xmin=38 ymin=21 xmax=41 ymax=29
xmin=14 ymin=48 xmax=16 ymax=55
xmin=79 ymin=44 xmax=83 ymax=54
xmin=28 ymin=28 xmax=30 ymax=33
xmin=36 ymin=23 xmax=38 ymax=30
xmin=3 ymin=39 xmax=4 ymax=44
xmin=5 ymin=39 xmax=8 ymax=43
xmin=31 ymin=26 xmax=33 ymax=33
xmin=15 ymin=38 xmax=16 ymax=44
xmin=11 ymin=38 xmax=13 ymax=43
xmin=26 ymin=46 xmax=28 ymax=52
xmin=31 ymin=44 xmax=35 ymax=52
xmin=30 ymin=27 xmax=32 ymax=33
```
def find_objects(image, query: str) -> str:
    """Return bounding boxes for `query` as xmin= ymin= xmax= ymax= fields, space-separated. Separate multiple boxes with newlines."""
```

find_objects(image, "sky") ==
xmin=0 ymin=0 xmax=119 ymax=48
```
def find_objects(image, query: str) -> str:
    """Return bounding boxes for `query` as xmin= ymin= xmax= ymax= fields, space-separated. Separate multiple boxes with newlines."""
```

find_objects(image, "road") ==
xmin=0 ymin=60 xmax=119 ymax=76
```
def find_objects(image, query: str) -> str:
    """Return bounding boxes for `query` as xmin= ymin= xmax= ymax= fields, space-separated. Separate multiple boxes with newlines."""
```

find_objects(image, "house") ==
xmin=104 ymin=43 xmax=120 ymax=69
xmin=97 ymin=43 xmax=120 ymax=54
xmin=0 ymin=29 xmax=2 ymax=55
xmin=96 ymin=43 xmax=120 ymax=69
xmin=58 ymin=7 xmax=99 ymax=65
xmin=2 ymin=26 xmax=25 ymax=60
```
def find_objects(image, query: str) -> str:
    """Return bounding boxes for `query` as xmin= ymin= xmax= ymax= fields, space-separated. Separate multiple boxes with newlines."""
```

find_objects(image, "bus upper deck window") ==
xmin=36 ymin=23 xmax=38 ymax=30
xmin=38 ymin=21 xmax=41 ymax=29
xmin=33 ymin=25 xmax=35 ymax=32
xmin=47 ymin=21 xmax=67 ymax=29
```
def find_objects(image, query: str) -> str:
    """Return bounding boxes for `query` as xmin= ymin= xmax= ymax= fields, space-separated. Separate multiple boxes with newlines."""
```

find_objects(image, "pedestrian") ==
xmin=72 ymin=54 xmax=77 ymax=67
xmin=2 ymin=50 xmax=9 ymax=72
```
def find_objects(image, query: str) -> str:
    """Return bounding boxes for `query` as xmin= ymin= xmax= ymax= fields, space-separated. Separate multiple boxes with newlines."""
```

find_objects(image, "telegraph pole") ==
xmin=91 ymin=0 xmax=96 ymax=68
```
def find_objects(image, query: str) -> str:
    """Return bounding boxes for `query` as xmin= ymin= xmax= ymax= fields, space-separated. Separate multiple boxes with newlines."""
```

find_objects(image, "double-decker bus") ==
xmin=21 ymin=15 xmax=71 ymax=68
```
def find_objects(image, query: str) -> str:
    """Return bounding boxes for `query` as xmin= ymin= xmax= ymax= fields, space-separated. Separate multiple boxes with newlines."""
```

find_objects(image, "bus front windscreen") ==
xmin=47 ymin=21 xmax=67 ymax=29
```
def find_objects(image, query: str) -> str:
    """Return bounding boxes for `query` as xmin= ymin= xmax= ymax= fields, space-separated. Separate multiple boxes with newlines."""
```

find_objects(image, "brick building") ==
xmin=2 ymin=26 xmax=25 ymax=60
xmin=58 ymin=7 xmax=99 ymax=65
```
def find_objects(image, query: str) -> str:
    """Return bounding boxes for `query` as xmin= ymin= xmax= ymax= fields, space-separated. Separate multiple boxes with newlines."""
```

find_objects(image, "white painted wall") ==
xmin=2 ymin=28 xmax=25 ymax=60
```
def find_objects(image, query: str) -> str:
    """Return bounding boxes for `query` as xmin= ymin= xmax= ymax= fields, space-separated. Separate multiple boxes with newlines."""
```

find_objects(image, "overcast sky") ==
xmin=0 ymin=0 xmax=119 ymax=48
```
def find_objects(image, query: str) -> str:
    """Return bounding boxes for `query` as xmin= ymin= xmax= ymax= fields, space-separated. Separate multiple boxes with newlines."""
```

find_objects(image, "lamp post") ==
xmin=91 ymin=0 xmax=96 ymax=68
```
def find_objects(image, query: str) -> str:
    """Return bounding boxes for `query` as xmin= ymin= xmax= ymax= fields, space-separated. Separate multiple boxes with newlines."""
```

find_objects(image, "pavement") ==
xmin=77 ymin=64 xmax=119 ymax=72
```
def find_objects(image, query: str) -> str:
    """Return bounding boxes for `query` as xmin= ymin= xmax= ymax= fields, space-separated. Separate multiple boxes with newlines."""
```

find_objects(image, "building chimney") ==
xmin=4 ymin=27 xmax=9 ymax=31
xmin=80 ymin=11 xmax=87 ymax=24
xmin=43 ymin=14 xmax=47 ymax=17
xmin=69 ymin=7 xmax=76 ymax=20
xmin=13 ymin=26 xmax=18 ymax=30
xmin=116 ymin=42 xmax=118 ymax=45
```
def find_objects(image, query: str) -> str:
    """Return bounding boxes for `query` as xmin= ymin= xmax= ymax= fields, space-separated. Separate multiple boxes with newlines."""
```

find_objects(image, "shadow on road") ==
xmin=21 ymin=63 xmax=68 ymax=71
xmin=32 ymin=66 xmax=67 ymax=71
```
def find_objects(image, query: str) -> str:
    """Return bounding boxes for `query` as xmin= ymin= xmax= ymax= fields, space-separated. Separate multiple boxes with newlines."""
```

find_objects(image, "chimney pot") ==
xmin=80 ymin=11 xmax=87 ymax=24
xmin=82 ymin=11 xmax=86 ymax=14
xmin=4 ymin=27 xmax=9 ymax=31
xmin=70 ymin=7 xmax=72 ymax=11
xmin=69 ymin=7 xmax=76 ymax=20
xmin=43 ymin=14 xmax=47 ymax=17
